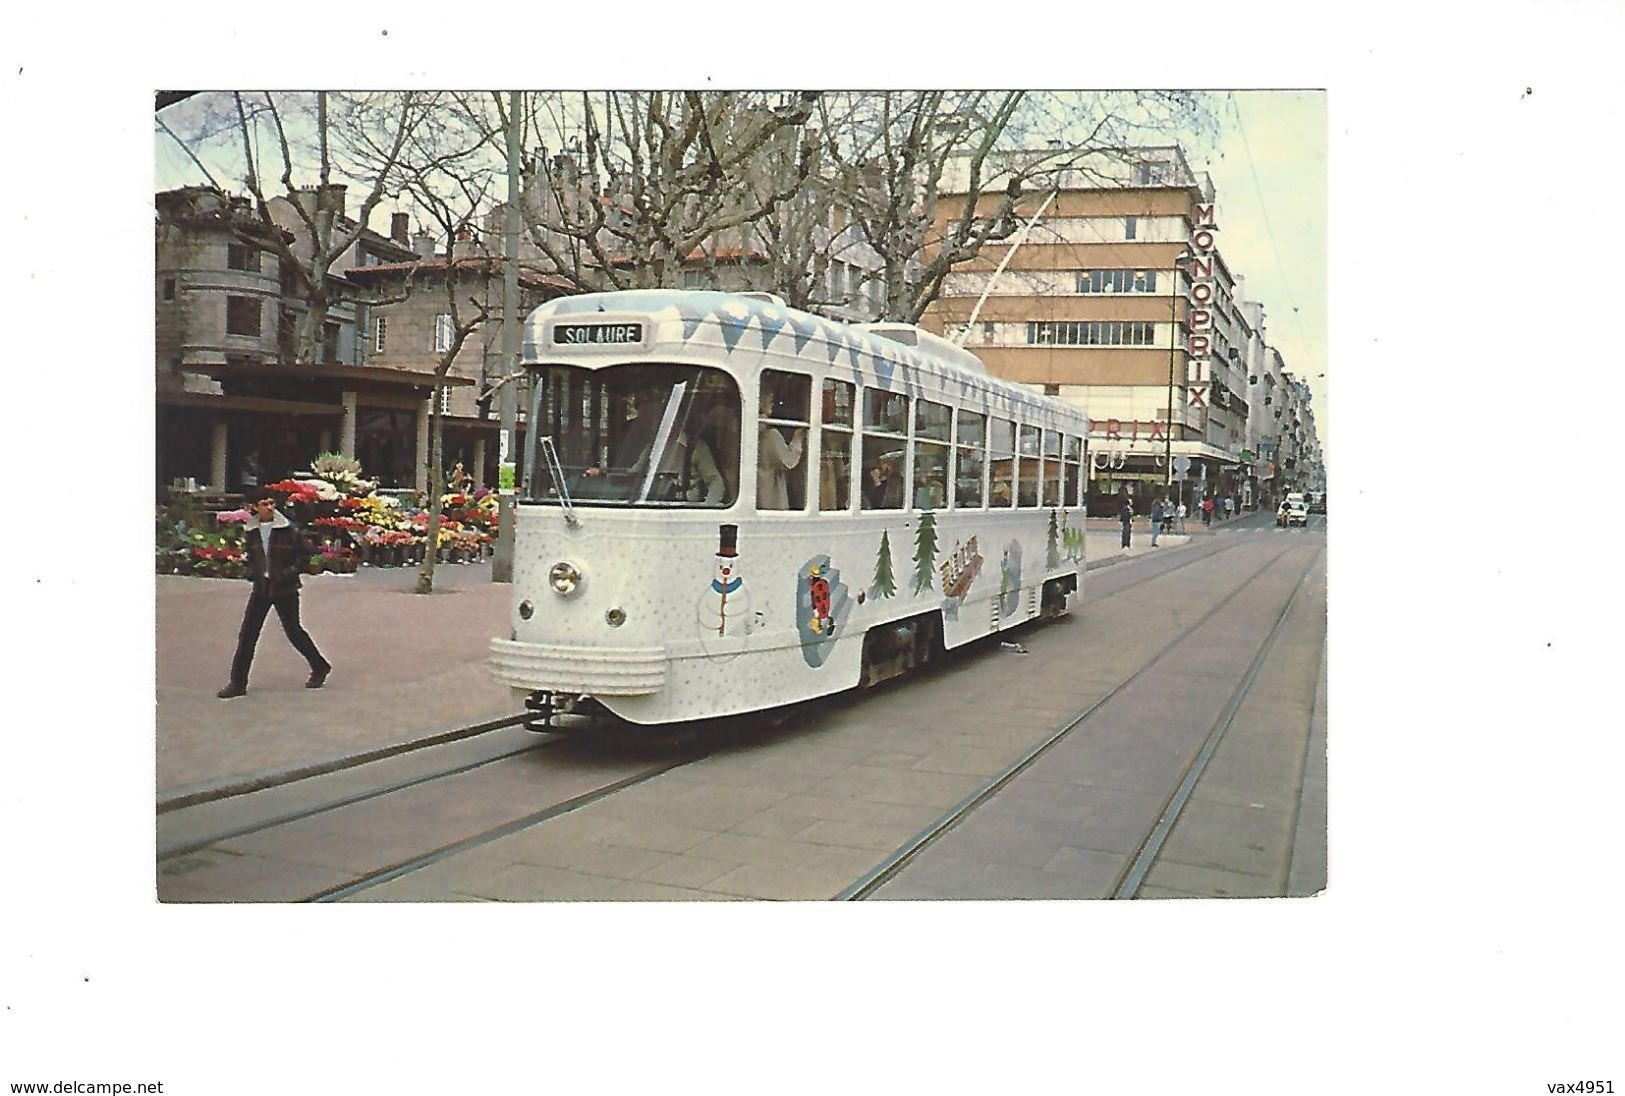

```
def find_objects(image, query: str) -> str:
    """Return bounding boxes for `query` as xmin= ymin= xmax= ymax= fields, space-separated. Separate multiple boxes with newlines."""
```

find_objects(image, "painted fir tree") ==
xmin=1046 ymin=510 xmax=1061 ymax=568
xmin=871 ymin=529 xmax=897 ymax=599
xmin=912 ymin=509 xmax=939 ymax=595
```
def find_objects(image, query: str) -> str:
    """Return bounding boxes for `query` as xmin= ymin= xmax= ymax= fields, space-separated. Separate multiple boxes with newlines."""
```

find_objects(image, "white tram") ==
xmin=489 ymin=289 xmax=1091 ymax=725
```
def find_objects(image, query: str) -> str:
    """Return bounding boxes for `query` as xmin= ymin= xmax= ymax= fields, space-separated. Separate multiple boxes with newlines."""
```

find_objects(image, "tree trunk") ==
xmin=414 ymin=391 xmax=445 ymax=595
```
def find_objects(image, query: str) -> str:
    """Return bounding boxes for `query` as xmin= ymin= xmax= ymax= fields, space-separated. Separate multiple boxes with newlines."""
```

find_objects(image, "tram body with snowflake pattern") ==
xmin=489 ymin=289 xmax=1091 ymax=726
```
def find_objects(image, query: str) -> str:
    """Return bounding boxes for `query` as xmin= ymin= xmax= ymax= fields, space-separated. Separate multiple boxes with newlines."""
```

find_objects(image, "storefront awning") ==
xmin=156 ymin=390 xmax=342 ymax=417
xmin=181 ymin=362 xmax=475 ymax=391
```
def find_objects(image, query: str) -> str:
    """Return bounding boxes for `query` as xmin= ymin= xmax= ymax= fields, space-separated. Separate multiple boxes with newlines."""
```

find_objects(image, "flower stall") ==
xmin=155 ymin=453 xmax=495 ymax=578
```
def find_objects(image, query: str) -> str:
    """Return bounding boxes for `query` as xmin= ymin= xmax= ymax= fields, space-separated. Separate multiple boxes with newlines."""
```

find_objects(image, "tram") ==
xmin=489 ymin=289 xmax=1091 ymax=726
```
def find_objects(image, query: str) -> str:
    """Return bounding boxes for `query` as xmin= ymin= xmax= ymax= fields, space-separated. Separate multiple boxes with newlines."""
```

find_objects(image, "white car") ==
xmin=1278 ymin=494 xmax=1309 ymax=527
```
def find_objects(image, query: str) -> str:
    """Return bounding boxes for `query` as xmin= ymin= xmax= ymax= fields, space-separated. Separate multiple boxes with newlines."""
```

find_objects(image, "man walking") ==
xmin=1150 ymin=497 xmax=1164 ymax=547
xmin=1119 ymin=494 xmax=1133 ymax=549
xmin=217 ymin=488 xmax=333 ymax=699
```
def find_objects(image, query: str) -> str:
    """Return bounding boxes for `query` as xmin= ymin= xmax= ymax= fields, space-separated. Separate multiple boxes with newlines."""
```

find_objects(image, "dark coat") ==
xmin=242 ymin=510 xmax=315 ymax=598
xmin=1119 ymin=499 xmax=1133 ymax=524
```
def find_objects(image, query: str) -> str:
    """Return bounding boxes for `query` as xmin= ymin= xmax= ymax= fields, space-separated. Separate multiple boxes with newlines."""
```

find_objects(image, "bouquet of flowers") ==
xmin=310 ymin=452 xmax=375 ymax=496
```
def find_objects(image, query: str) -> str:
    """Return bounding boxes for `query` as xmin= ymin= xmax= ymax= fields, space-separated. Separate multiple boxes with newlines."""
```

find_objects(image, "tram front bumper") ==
xmin=489 ymin=637 xmax=668 ymax=695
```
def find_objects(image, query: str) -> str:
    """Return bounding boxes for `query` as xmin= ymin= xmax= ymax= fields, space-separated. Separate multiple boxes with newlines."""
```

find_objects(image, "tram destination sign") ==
xmin=553 ymin=322 xmax=645 ymax=346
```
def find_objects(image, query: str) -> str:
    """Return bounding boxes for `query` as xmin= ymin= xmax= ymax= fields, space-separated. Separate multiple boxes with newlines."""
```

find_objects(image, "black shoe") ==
xmin=217 ymin=684 xmax=246 ymax=699
xmin=306 ymin=666 xmax=330 ymax=689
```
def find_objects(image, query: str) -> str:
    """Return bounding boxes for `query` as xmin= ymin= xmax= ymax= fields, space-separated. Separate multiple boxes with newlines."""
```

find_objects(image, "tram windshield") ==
xmin=524 ymin=363 xmax=741 ymax=507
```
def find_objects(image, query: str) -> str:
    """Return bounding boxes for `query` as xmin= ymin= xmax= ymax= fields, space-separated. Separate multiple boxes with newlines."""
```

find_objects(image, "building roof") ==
xmin=342 ymin=255 xmax=576 ymax=295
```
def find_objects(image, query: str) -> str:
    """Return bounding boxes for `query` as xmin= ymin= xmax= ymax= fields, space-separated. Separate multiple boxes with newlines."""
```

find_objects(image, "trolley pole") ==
xmin=493 ymin=89 xmax=521 ymax=584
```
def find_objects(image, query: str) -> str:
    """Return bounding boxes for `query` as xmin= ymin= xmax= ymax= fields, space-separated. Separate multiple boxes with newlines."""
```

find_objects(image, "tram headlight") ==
xmin=605 ymin=607 xmax=626 ymax=627
xmin=548 ymin=560 xmax=582 ymax=596
xmin=518 ymin=600 xmax=534 ymax=620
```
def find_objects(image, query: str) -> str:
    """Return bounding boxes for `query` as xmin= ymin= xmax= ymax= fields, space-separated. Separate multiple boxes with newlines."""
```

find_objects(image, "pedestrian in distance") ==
xmin=1176 ymin=500 xmax=1187 ymax=533
xmin=1202 ymin=495 xmax=1214 ymax=526
xmin=1150 ymin=497 xmax=1164 ymax=547
xmin=217 ymin=488 xmax=332 ymax=699
xmin=1119 ymin=494 xmax=1134 ymax=549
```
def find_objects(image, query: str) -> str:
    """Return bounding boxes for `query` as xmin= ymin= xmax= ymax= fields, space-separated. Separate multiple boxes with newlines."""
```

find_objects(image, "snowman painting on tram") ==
xmin=697 ymin=524 xmax=753 ymax=658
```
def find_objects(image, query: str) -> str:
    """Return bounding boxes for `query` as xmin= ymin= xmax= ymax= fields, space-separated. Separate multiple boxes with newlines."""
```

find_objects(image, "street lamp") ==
xmin=1165 ymin=250 xmax=1191 ymax=506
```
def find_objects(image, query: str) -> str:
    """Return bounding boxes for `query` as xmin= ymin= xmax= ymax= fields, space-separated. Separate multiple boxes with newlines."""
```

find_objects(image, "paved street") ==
xmin=156 ymin=511 xmax=1326 ymax=902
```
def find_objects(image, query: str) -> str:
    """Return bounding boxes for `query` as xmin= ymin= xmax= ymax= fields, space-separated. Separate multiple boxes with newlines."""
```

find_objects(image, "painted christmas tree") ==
xmin=871 ymin=530 xmax=897 ymax=599
xmin=1046 ymin=510 xmax=1061 ymax=569
xmin=912 ymin=509 xmax=939 ymax=595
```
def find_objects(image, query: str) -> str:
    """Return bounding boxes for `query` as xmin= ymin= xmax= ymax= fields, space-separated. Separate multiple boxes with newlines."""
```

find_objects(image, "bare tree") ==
xmin=389 ymin=97 xmax=507 ymax=596
xmin=513 ymin=91 xmax=822 ymax=292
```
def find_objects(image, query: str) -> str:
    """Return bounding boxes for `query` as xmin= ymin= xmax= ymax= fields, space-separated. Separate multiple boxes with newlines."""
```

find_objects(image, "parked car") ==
xmin=1309 ymin=491 xmax=1326 ymax=514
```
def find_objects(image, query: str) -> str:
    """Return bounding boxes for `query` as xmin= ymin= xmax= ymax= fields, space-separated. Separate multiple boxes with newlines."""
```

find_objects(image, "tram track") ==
xmin=1107 ymin=545 xmax=1323 ymax=898
xmin=157 ymin=732 xmax=565 ymax=861
xmin=837 ymin=535 xmax=1322 ymax=901
xmin=306 ymin=758 xmax=695 ymax=902
xmin=158 ymin=531 xmax=1320 ymax=903
xmin=157 ymin=532 xmax=1253 ymax=818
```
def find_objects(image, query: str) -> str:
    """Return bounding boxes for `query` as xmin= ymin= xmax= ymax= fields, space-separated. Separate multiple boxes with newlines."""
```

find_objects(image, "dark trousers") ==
xmin=228 ymin=589 xmax=328 ymax=688
xmin=1120 ymin=521 xmax=1132 ymax=548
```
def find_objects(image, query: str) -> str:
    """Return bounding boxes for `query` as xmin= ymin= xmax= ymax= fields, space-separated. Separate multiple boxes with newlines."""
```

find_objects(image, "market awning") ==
xmin=156 ymin=391 xmax=342 ymax=417
xmin=181 ymin=362 xmax=475 ymax=390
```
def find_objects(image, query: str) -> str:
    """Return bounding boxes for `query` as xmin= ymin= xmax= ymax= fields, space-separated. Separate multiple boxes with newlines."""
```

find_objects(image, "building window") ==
xmin=162 ymin=278 xmax=176 ymax=301
xmin=374 ymin=316 xmax=388 ymax=353
xmin=681 ymin=270 xmax=708 ymax=290
xmin=1026 ymin=320 xmax=1156 ymax=347
xmin=225 ymin=296 xmax=261 ymax=337
xmin=434 ymin=313 xmax=453 ymax=353
xmin=227 ymin=244 xmax=261 ymax=272
xmin=1124 ymin=216 xmax=1138 ymax=240
xmin=323 ymin=322 xmax=340 ymax=364
xmin=1138 ymin=161 xmax=1169 ymax=184
xmin=438 ymin=385 xmax=452 ymax=416
xmin=1076 ymin=269 xmax=1159 ymax=295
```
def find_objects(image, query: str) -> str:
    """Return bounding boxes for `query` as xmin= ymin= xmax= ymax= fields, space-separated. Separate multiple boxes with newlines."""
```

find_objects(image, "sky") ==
xmin=1197 ymin=90 xmax=1328 ymax=448
xmin=12 ymin=5 xmax=1625 ymax=1091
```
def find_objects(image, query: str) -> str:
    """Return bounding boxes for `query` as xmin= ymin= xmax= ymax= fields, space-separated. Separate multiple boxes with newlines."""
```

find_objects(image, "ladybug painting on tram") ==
xmin=489 ymin=289 xmax=1090 ymax=727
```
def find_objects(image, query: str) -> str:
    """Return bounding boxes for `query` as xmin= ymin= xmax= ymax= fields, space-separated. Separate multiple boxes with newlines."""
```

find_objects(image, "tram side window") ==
xmin=860 ymin=388 xmax=909 ymax=510
xmin=1017 ymin=424 xmax=1042 ymax=507
xmin=954 ymin=410 xmax=986 ymax=508
xmin=1063 ymin=435 xmax=1082 ymax=507
xmin=758 ymin=370 xmax=810 ymax=510
xmin=1042 ymin=429 xmax=1063 ymax=507
xmin=912 ymin=399 xmax=950 ymax=509
xmin=988 ymin=417 xmax=1015 ymax=508
xmin=820 ymin=379 xmax=854 ymax=511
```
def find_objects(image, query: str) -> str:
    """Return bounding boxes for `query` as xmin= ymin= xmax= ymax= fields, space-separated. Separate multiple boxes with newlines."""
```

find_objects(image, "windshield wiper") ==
xmin=538 ymin=436 xmax=579 ymax=527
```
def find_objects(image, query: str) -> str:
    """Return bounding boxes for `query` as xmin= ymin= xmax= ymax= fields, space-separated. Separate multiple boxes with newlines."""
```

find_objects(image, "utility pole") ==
xmin=493 ymin=90 xmax=521 ymax=583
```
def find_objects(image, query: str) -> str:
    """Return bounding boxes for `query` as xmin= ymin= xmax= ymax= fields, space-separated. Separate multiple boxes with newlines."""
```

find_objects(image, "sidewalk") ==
xmin=156 ymin=560 xmax=518 ymax=803
xmin=155 ymin=526 xmax=1204 ymax=804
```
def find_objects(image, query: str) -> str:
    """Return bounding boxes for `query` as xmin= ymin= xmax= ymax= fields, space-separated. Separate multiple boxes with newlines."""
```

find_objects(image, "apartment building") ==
xmin=345 ymin=223 xmax=573 ymax=488
xmin=155 ymin=185 xmax=484 ymax=495
xmin=919 ymin=145 xmax=1260 ymax=514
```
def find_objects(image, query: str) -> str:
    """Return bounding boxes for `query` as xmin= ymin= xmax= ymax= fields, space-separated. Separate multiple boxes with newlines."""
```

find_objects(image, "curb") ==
xmin=156 ymin=710 xmax=535 ymax=814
